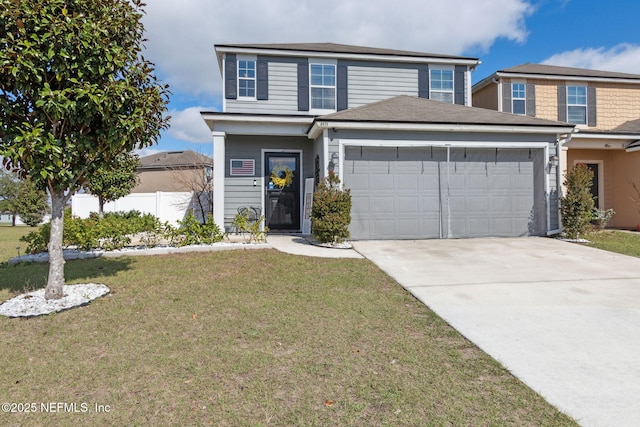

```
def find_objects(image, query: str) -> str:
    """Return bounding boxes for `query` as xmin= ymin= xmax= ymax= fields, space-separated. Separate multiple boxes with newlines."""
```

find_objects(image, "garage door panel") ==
xmin=397 ymin=196 xmax=419 ymax=213
xmin=396 ymin=219 xmax=419 ymax=238
xmin=344 ymin=146 xmax=542 ymax=240
xmin=372 ymin=196 xmax=394 ymax=213
xmin=396 ymin=175 xmax=419 ymax=191
xmin=371 ymin=174 xmax=394 ymax=190
xmin=372 ymin=219 xmax=396 ymax=239
xmin=465 ymin=196 xmax=490 ymax=214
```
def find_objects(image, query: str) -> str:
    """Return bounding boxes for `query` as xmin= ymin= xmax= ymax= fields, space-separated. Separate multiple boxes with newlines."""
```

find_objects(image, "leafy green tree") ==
xmin=0 ymin=170 xmax=20 ymax=225
xmin=0 ymin=0 xmax=170 ymax=299
xmin=85 ymin=152 xmax=140 ymax=217
xmin=0 ymin=170 xmax=48 ymax=226
xmin=15 ymin=177 xmax=49 ymax=226
xmin=560 ymin=164 xmax=595 ymax=239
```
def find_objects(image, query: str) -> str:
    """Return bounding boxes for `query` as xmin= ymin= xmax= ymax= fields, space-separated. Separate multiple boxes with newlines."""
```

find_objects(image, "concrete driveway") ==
xmin=353 ymin=237 xmax=640 ymax=427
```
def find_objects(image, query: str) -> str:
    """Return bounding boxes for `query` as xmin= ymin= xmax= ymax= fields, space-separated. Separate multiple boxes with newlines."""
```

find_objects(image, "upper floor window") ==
xmin=512 ymin=83 xmax=526 ymax=115
xmin=238 ymin=59 xmax=256 ymax=99
xmin=310 ymin=63 xmax=336 ymax=110
xmin=567 ymin=85 xmax=587 ymax=125
xmin=430 ymin=68 xmax=454 ymax=103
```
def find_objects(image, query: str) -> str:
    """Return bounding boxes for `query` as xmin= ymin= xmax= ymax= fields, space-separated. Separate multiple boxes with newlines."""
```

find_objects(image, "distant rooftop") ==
xmin=474 ymin=63 xmax=640 ymax=91
xmin=498 ymin=63 xmax=640 ymax=81
xmin=138 ymin=150 xmax=212 ymax=169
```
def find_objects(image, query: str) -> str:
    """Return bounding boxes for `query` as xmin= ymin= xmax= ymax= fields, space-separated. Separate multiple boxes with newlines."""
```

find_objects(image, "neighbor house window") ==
xmin=238 ymin=59 xmax=256 ymax=99
xmin=429 ymin=68 xmax=454 ymax=103
xmin=512 ymin=83 xmax=526 ymax=115
xmin=567 ymin=85 xmax=587 ymax=125
xmin=310 ymin=63 xmax=336 ymax=110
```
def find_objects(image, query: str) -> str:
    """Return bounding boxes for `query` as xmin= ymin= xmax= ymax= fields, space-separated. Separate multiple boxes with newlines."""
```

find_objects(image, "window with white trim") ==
xmin=310 ymin=63 xmax=336 ymax=110
xmin=567 ymin=85 xmax=587 ymax=125
xmin=429 ymin=68 xmax=454 ymax=103
xmin=512 ymin=83 xmax=526 ymax=115
xmin=237 ymin=59 xmax=256 ymax=99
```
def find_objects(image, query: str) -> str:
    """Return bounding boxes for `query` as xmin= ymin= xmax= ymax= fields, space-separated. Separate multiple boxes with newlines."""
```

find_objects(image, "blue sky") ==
xmin=139 ymin=0 xmax=640 ymax=158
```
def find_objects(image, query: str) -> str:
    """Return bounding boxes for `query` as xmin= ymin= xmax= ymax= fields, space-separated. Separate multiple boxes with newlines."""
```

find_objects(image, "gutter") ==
xmin=308 ymin=120 xmax=573 ymax=140
xmin=625 ymin=140 xmax=640 ymax=153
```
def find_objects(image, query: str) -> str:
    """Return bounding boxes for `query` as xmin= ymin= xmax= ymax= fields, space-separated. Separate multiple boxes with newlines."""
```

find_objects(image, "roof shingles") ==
xmin=318 ymin=95 xmax=572 ymax=128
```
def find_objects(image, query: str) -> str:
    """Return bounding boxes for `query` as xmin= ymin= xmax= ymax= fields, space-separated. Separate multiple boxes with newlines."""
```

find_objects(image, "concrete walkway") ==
xmin=266 ymin=234 xmax=363 ymax=258
xmin=352 ymin=237 xmax=640 ymax=427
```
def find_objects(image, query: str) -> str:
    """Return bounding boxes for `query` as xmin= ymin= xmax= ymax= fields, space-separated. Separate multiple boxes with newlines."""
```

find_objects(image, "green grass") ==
xmin=586 ymin=229 xmax=640 ymax=258
xmin=0 ymin=248 xmax=576 ymax=426
xmin=0 ymin=225 xmax=37 ymax=264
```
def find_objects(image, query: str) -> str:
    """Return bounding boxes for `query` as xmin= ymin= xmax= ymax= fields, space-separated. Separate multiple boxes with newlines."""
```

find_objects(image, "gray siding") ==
xmin=224 ymin=177 xmax=262 ymax=228
xmin=347 ymin=66 xmax=419 ymax=108
xmin=223 ymin=135 xmax=315 ymax=229
xmin=226 ymin=62 xmax=301 ymax=114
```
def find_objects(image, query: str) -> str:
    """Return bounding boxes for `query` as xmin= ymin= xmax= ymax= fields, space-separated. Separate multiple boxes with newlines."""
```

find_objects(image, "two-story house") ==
xmin=201 ymin=43 xmax=573 ymax=240
xmin=473 ymin=63 xmax=640 ymax=229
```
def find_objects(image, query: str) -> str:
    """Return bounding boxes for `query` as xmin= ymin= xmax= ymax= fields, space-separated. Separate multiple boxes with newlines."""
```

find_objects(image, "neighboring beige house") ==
xmin=473 ymin=63 xmax=640 ymax=229
xmin=135 ymin=150 xmax=213 ymax=193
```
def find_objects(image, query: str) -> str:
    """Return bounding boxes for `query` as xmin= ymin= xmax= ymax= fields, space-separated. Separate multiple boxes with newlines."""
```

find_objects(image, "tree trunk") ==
xmin=98 ymin=196 xmax=105 ymax=218
xmin=44 ymin=191 xmax=66 ymax=300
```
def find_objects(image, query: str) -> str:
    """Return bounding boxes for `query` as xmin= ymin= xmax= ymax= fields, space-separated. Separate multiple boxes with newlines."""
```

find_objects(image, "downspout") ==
xmin=547 ymin=129 xmax=577 ymax=236
xmin=446 ymin=144 xmax=451 ymax=239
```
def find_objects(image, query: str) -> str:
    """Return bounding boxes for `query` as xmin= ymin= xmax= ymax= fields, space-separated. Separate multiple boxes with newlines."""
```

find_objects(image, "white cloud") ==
xmin=141 ymin=0 xmax=534 ymax=100
xmin=134 ymin=147 xmax=164 ymax=158
xmin=165 ymin=107 xmax=212 ymax=143
xmin=542 ymin=44 xmax=640 ymax=74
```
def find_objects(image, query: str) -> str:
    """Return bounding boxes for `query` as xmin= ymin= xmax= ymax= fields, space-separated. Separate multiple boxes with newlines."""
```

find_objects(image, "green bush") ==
xmin=166 ymin=213 xmax=225 ymax=247
xmin=19 ymin=210 xmax=226 ymax=254
xmin=231 ymin=211 xmax=268 ymax=243
xmin=592 ymin=208 xmax=615 ymax=230
xmin=19 ymin=222 xmax=51 ymax=254
xmin=311 ymin=172 xmax=352 ymax=244
xmin=560 ymin=164 xmax=595 ymax=239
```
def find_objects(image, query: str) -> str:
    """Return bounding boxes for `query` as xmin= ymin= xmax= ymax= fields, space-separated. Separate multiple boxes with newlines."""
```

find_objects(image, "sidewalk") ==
xmin=266 ymin=234 xmax=363 ymax=259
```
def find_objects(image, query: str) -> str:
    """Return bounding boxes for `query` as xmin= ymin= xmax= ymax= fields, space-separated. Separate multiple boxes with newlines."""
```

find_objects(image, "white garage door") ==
xmin=343 ymin=146 xmax=545 ymax=240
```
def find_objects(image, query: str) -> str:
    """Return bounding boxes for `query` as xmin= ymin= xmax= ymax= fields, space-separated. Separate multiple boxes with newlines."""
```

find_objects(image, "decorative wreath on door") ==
xmin=270 ymin=165 xmax=294 ymax=188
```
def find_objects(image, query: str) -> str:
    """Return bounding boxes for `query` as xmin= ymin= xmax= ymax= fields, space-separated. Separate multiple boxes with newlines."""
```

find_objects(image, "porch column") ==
xmin=212 ymin=131 xmax=226 ymax=229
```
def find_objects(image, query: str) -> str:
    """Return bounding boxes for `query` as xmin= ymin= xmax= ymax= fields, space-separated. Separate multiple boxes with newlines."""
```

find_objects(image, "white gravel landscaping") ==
xmin=0 ymin=283 xmax=110 ymax=318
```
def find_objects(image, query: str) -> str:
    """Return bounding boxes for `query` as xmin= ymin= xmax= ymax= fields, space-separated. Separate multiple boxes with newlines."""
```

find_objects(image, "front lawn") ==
xmin=0 ymin=250 xmax=576 ymax=426
xmin=586 ymin=229 xmax=640 ymax=258
xmin=0 ymin=225 xmax=37 ymax=264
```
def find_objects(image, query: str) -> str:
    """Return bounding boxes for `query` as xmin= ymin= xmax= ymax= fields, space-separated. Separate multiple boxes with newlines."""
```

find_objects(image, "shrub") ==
xmin=311 ymin=172 xmax=352 ymax=244
xmin=19 ymin=210 xmax=225 ymax=254
xmin=20 ymin=222 xmax=50 ymax=254
xmin=19 ymin=210 xmax=167 ymax=253
xmin=560 ymin=164 xmax=595 ymax=239
xmin=231 ymin=211 xmax=268 ymax=243
xmin=592 ymin=208 xmax=615 ymax=230
xmin=166 ymin=212 xmax=225 ymax=247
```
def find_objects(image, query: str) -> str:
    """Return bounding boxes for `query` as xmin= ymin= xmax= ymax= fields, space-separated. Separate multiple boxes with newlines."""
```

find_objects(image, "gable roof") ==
xmin=216 ymin=42 xmax=478 ymax=61
xmin=138 ymin=151 xmax=212 ymax=170
xmin=215 ymin=43 xmax=479 ymax=70
xmin=474 ymin=63 xmax=640 ymax=92
xmin=309 ymin=96 xmax=573 ymax=138
xmin=319 ymin=95 xmax=572 ymax=127
xmin=614 ymin=118 xmax=640 ymax=133
xmin=499 ymin=63 xmax=640 ymax=80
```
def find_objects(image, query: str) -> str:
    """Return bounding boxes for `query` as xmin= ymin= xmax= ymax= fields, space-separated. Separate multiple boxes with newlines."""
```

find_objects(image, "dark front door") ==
xmin=265 ymin=152 xmax=300 ymax=231
xmin=586 ymin=163 xmax=600 ymax=208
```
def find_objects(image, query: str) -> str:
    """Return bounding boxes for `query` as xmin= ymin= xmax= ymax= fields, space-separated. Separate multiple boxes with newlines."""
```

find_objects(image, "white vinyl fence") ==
xmin=71 ymin=192 xmax=201 ymax=225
